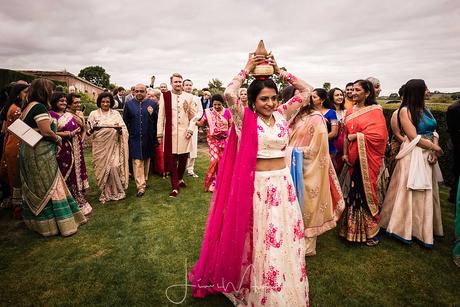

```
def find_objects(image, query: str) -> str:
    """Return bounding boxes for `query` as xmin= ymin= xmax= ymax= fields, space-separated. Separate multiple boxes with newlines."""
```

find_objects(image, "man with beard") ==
xmin=344 ymin=82 xmax=354 ymax=109
xmin=123 ymin=83 xmax=158 ymax=197
xmin=157 ymin=73 xmax=196 ymax=197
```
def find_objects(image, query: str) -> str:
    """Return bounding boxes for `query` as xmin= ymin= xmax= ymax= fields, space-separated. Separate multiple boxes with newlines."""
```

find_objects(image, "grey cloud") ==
xmin=1 ymin=0 xmax=459 ymax=93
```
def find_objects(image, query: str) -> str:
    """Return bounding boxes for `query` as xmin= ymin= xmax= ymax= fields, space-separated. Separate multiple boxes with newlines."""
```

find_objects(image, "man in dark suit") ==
xmin=200 ymin=89 xmax=212 ymax=112
xmin=113 ymin=86 xmax=126 ymax=109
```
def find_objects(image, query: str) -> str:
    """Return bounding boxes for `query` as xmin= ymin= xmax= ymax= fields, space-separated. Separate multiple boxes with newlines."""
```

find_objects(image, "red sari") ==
xmin=340 ymin=104 xmax=388 ymax=242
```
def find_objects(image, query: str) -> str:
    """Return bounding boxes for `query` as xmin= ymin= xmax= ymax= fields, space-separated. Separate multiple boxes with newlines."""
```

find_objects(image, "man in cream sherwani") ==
xmin=157 ymin=73 xmax=197 ymax=197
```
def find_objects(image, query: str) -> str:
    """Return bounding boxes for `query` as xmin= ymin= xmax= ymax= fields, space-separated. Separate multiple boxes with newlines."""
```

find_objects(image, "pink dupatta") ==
xmin=189 ymin=107 xmax=258 ymax=297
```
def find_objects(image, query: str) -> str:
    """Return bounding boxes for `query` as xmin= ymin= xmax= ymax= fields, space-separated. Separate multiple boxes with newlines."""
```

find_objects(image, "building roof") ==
xmin=20 ymin=70 xmax=104 ymax=90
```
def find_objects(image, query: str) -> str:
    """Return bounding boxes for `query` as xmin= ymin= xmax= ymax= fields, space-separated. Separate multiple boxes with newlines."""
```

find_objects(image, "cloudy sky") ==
xmin=1 ymin=0 xmax=459 ymax=94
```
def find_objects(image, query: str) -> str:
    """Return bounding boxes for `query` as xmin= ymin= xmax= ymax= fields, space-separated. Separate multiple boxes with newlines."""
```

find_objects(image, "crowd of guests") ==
xmin=187 ymin=54 xmax=460 ymax=305
xmin=0 ymin=56 xmax=459 ymax=304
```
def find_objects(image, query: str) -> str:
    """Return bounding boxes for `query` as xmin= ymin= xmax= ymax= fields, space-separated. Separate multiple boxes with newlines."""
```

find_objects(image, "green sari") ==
xmin=20 ymin=102 xmax=87 ymax=237
xmin=454 ymin=177 xmax=460 ymax=267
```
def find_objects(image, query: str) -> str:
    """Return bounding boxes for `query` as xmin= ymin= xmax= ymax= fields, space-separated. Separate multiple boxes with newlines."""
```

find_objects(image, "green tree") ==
xmin=208 ymin=78 xmax=225 ymax=95
xmin=108 ymin=83 xmax=117 ymax=91
xmin=78 ymin=66 xmax=110 ymax=88
xmin=323 ymin=82 xmax=331 ymax=92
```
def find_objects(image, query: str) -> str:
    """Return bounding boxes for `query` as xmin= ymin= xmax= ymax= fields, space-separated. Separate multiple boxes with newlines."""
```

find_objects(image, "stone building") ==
xmin=20 ymin=70 xmax=104 ymax=99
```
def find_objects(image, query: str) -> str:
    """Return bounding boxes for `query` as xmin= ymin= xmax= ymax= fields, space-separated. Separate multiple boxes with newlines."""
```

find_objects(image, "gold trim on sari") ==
xmin=345 ymin=104 xmax=382 ymax=123
xmin=357 ymin=132 xmax=378 ymax=216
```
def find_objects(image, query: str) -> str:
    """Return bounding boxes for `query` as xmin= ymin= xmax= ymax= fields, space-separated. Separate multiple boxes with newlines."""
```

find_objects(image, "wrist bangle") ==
xmin=238 ymin=69 xmax=249 ymax=79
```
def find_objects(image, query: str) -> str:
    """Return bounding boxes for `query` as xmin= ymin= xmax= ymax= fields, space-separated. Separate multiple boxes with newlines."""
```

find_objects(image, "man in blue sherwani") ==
xmin=123 ymin=83 xmax=158 ymax=197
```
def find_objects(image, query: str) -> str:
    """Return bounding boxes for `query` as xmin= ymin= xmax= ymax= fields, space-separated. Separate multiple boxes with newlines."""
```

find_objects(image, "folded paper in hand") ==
xmin=7 ymin=119 xmax=43 ymax=147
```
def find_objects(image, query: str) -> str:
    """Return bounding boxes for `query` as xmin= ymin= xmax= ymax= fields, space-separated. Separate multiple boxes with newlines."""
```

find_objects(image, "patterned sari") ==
xmin=87 ymin=109 xmax=129 ymax=203
xmin=202 ymin=107 xmax=232 ymax=192
xmin=50 ymin=111 xmax=92 ymax=215
xmin=20 ymin=102 xmax=86 ymax=236
xmin=339 ymin=105 xmax=388 ymax=243
xmin=288 ymin=111 xmax=345 ymax=255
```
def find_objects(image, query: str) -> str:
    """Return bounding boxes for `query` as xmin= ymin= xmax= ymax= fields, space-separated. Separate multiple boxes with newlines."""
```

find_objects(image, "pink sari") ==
xmin=203 ymin=108 xmax=232 ymax=192
xmin=189 ymin=107 xmax=257 ymax=297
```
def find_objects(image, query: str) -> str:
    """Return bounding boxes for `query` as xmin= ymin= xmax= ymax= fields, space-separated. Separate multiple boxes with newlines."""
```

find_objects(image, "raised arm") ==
xmin=275 ymin=68 xmax=314 ymax=121
xmin=224 ymin=54 xmax=266 ymax=132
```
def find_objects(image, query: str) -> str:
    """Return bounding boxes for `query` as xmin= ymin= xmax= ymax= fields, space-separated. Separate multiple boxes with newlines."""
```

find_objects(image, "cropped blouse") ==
xmin=256 ymin=111 xmax=289 ymax=158
xmin=224 ymin=69 xmax=313 ymax=160
xmin=416 ymin=108 xmax=437 ymax=136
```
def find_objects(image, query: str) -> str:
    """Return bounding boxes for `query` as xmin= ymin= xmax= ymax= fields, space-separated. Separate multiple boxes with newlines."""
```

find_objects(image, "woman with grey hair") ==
xmin=367 ymin=77 xmax=382 ymax=97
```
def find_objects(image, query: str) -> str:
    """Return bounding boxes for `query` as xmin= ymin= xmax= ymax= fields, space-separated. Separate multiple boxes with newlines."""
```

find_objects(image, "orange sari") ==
xmin=340 ymin=105 xmax=388 ymax=242
xmin=0 ymin=104 xmax=22 ymax=216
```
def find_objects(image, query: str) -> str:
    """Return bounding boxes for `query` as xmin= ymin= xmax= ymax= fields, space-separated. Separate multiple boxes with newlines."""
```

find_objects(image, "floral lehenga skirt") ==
xmin=229 ymin=167 xmax=309 ymax=306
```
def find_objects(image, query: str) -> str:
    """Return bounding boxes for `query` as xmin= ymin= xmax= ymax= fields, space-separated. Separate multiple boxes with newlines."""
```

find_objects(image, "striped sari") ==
xmin=20 ymin=103 xmax=86 ymax=237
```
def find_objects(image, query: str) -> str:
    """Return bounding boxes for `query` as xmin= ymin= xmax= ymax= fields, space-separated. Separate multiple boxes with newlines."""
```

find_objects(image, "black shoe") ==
xmin=136 ymin=191 xmax=145 ymax=197
xmin=179 ymin=180 xmax=187 ymax=188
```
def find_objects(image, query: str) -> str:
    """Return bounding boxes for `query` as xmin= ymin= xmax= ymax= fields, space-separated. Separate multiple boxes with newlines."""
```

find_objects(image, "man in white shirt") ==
xmin=183 ymin=79 xmax=203 ymax=178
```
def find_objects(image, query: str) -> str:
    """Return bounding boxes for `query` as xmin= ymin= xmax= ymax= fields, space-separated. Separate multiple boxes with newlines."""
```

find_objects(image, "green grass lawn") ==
xmin=0 ymin=144 xmax=459 ymax=306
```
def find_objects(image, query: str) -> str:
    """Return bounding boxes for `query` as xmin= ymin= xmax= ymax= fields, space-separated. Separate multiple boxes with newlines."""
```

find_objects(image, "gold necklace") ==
xmin=258 ymin=113 xmax=273 ymax=127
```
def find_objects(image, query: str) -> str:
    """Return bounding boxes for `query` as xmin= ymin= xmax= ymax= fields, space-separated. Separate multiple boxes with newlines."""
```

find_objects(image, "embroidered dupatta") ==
xmin=189 ymin=107 xmax=258 ymax=297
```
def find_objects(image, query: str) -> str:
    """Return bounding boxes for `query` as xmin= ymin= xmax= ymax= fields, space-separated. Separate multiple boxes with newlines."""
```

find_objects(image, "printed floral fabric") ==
xmin=246 ymin=168 xmax=309 ymax=306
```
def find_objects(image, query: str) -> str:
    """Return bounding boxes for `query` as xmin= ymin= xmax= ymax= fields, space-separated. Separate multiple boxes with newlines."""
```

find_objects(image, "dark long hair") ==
xmin=1 ymin=83 xmax=29 ymax=121
xmin=26 ymin=78 xmax=54 ymax=109
xmin=281 ymin=85 xmax=296 ymax=104
xmin=313 ymin=88 xmax=333 ymax=109
xmin=400 ymin=79 xmax=427 ymax=127
xmin=50 ymin=91 xmax=67 ymax=112
xmin=247 ymin=78 xmax=278 ymax=111
xmin=327 ymin=87 xmax=345 ymax=111
xmin=353 ymin=79 xmax=377 ymax=106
